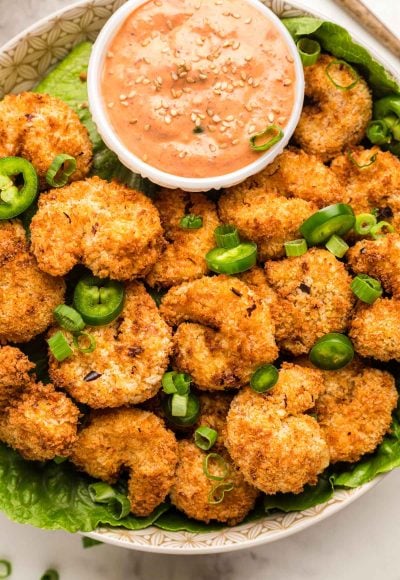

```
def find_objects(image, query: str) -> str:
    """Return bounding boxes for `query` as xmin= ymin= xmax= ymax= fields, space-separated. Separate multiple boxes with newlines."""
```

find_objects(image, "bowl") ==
xmin=0 ymin=0 xmax=397 ymax=554
xmin=87 ymin=0 xmax=305 ymax=192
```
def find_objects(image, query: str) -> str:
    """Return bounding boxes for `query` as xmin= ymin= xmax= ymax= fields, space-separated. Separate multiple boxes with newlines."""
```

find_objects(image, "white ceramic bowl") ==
xmin=0 ymin=0 xmax=398 ymax=554
xmin=88 ymin=0 xmax=305 ymax=192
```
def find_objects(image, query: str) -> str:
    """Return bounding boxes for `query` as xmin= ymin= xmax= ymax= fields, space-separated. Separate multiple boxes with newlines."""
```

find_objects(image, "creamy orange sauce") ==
xmin=102 ymin=0 xmax=296 ymax=178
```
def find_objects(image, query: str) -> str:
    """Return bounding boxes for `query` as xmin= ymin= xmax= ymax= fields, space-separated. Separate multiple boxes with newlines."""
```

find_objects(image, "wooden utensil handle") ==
xmin=334 ymin=0 xmax=400 ymax=59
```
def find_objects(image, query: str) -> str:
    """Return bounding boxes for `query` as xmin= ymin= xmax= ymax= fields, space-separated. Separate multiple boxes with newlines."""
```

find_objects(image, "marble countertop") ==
xmin=1 ymin=1 xmax=400 ymax=578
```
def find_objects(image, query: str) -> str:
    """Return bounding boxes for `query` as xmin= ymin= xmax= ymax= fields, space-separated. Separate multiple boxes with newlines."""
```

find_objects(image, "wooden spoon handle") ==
xmin=334 ymin=0 xmax=400 ymax=59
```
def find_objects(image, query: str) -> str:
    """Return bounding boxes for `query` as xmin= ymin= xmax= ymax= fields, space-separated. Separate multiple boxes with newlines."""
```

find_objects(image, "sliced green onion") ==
xmin=171 ymin=393 xmax=188 ymax=417
xmin=195 ymin=426 xmax=218 ymax=451
xmin=347 ymin=149 xmax=377 ymax=169
xmin=46 ymin=154 xmax=77 ymax=188
xmin=284 ymin=239 xmax=307 ymax=257
xmin=53 ymin=304 xmax=85 ymax=333
xmin=47 ymin=331 xmax=73 ymax=362
xmin=208 ymin=481 xmax=234 ymax=505
xmin=203 ymin=452 xmax=229 ymax=481
xmin=40 ymin=571 xmax=59 ymax=580
xmin=325 ymin=235 xmax=349 ymax=258
xmin=162 ymin=371 xmax=191 ymax=395
xmin=82 ymin=537 xmax=103 ymax=549
xmin=296 ymin=38 xmax=321 ymax=66
xmin=0 ymin=561 xmax=11 ymax=579
xmin=214 ymin=224 xmax=240 ymax=249
xmin=73 ymin=332 xmax=96 ymax=354
xmin=366 ymin=120 xmax=392 ymax=145
xmin=370 ymin=221 xmax=395 ymax=239
xmin=53 ymin=456 xmax=68 ymax=464
xmin=163 ymin=393 xmax=200 ymax=427
xmin=300 ymin=204 xmax=355 ymax=246
xmin=310 ymin=333 xmax=354 ymax=371
xmin=325 ymin=59 xmax=359 ymax=91
xmin=206 ymin=243 xmax=257 ymax=275
xmin=354 ymin=213 xmax=377 ymax=235
xmin=180 ymin=214 xmax=203 ymax=229
xmin=88 ymin=482 xmax=131 ymax=519
xmin=162 ymin=371 xmax=179 ymax=394
xmin=249 ymin=125 xmax=283 ymax=152
xmin=250 ymin=364 xmax=279 ymax=393
xmin=351 ymin=274 xmax=383 ymax=304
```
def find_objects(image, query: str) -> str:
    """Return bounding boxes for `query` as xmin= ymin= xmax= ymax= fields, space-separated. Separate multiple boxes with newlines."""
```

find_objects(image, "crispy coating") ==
xmin=349 ymin=298 xmax=400 ymax=361
xmin=30 ymin=177 xmax=164 ymax=280
xmin=347 ymin=234 xmax=400 ymax=297
xmin=0 ymin=346 xmax=34 ymax=409
xmin=238 ymin=267 xmax=277 ymax=309
xmin=170 ymin=441 xmax=258 ymax=525
xmin=294 ymin=55 xmax=372 ymax=161
xmin=0 ymin=220 xmax=65 ymax=343
xmin=49 ymin=283 xmax=172 ymax=408
xmin=265 ymin=249 xmax=355 ymax=355
xmin=160 ymin=275 xmax=278 ymax=390
xmin=146 ymin=189 xmax=220 ymax=288
xmin=195 ymin=392 xmax=233 ymax=447
xmin=71 ymin=408 xmax=178 ymax=517
xmin=226 ymin=364 xmax=329 ymax=494
xmin=0 ymin=381 xmax=80 ymax=461
xmin=0 ymin=92 xmax=92 ymax=187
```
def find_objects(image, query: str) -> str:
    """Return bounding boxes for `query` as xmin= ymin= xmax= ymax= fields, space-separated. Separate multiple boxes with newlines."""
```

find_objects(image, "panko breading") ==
xmin=265 ymin=249 xmax=355 ymax=355
xmin=195 ymin=393 xmax=233 ymax=447
xmin=0 ymin=220 xmax=65 ymax=343
xmin=146 ymin=189 xmax=220 ymax=288
xmin=238 ymin=267 xmax=277 ymax=309
xmin=347 ymin=234 xmax=400 ymax=297
xmin=349 ymin=298 xmax=400 ymax=361
xmin=71 ymin=408 xmax=178 ymax=517
xmin=294 ymin=55 xmax=372 ymax=161
xmin=170 ymin=441 xmax=258 ymax=525
xmin=0 ymin=346 xmax=34 ymax=408
xmin=160 ymin=275 xmax=278 ymax=390
xmin=0 ymin=92 xmax=92 ymax=187
xmin=49 ymin=283 xmax=172 ymax=408
xmin=226 ymin=364 xmax=329 ymax=494
xmin=30 ymin=177 xmax=164 ymax=280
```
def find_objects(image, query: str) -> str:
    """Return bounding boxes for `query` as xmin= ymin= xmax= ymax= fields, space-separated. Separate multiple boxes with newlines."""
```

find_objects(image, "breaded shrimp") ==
xmin=195 ymin=392 xmax=233 ymax=446
xmin=349 ymin=298 xmax=400 ymax=361
xmin=170 ymin=440 xmax=259 ymax=525
xmin=347 ymin=234 xmax=400 ymax=297
xmin=0 ymin=92 xmax=92 ymax=187
xmin=71 ymin=408 xmax=178 ymax=517
xmin=30 ymin=177 xmax=164 ymax=280
xmin=0 ymin=346 xmax=34 ymax=408
xmin=226 ymin=363 xmax=329 ymax=494
xmin=160 ymin=275 xmax=278 ymax=390
xmin=0 ymin=220 xmax=65 ymax=343
xmin=294 ymin=55 xmax=372 ymax=161
xmin=49 ymin=283 xmax=172 ymax=408
xmin=146 ymin=189 xmax=220 ymax=288
xmin=238 ymin=267 xmax=277 ymax=309
xmin=265 ymin=249 xmax=355 ymax=355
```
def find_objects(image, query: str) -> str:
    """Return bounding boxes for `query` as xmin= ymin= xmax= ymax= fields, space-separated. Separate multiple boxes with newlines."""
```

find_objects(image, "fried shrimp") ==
xmin=238 ymin=267 xmax=277 ymax=309
xmin=195 ymin=392 xmax=233 ymax=446
xmin=349 ymin=298 xmax=400 ymax=361
xmin=294 ymin=55 xmax=372 ymax=161
xmin=71 ymin=408 xmax=178 ymax=517
xmin=146 ymin=189 xmax=220 ymax=288
xmin=49 ymin=282 xmax=172 ymax=408
xmin=0 ymin=92 xmax=92 ymax=187
xmin=30 ymin=177 xmax=164 ymax=280
xmin=265 ymin=249 xmax=355 ymax=355
xmin=0 ymin=346 xmax=34 ymax=408
xmin=0 ymin=220 xmax=65 ymax=343
xmin=226 ymin=363 xmax=329 ymax=494
xmin=160 ymin=275 xmax=278 ymax=390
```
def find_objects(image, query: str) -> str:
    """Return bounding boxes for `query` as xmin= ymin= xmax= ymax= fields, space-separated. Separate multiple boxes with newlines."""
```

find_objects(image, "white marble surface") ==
xmin=0 ymin=1 xmax=400 ymax=578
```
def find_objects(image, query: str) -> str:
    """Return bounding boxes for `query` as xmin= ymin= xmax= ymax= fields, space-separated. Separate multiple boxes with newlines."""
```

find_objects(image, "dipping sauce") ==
xmin=102 ymin=0 xmax=297 ymax=178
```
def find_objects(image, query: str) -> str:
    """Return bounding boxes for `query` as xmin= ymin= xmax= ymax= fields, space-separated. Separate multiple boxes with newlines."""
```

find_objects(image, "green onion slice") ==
xmin=351 ymin=274 xmax=383 ymax=304
xmin=296 ymin=38 xmax=321 ymax=66
xmin=370 ymin=221 xmax=395 ymax=239
xmin=214 ymin=224 xmax=241 ymax=249
xmin=249 ymin=125 xmax=283 ymax=152
xmin=354 ymin=213 xmax=377 ymax=235
xmin=0 ymin=561 xmax=11 ymax=579
xmin=250 ymin=364 xmax=279 ymax=393
xmin=162 ymin=371 xmax=191 ymax=395
xmin=171 ymin=393 xmax=189 ymax=417
xmin=195 ymin=426 xmax=218 ymax=451
xmin=53 ymin=304 xmax=85 ymax=333
xmin=366 ymin=120 xmax=392 ymax=145
xmin=206 ymin=243 xmax=257 ymax=275
xmin=46 ymin=154 xmax=77 ymax=188
xmin=73 ymin=276 xmax=125 ymax=326
xmin=325 ymin=234 xmax=349 ymax=258
xmin=300 ymin=204 xmax=355 ymax=246
xmin=284 ymin=239 xmax=307 ymax=257
xmin=73 ymin=332 xmax=96 ymax=354
xmin=347 ymin=149 xmax=377 ymax=169
xmin=40 ymin=570 xmax=59 ymax=580
xmin=47 ymin=331 xmax=73 ymax=362
xmin=88 ymin=482 xmax=131 ymax=519
xmin=208 ymin=481 xmax=234 ymax=505
xmin=203 ymin=452 xmax=229 ymax=481
xmin=309 ymin=333 xmax=354 ymax=371
xmin=325 ymin=59 xmax=359 ymax=91
xmin=180 ymin=214 xmax=203 ymax=229
xmin=164 ymin=393 xmax=200 ymax=427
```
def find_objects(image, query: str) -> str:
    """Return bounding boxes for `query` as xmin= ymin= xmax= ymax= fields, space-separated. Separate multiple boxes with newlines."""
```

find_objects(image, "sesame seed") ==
xmin=268 ymin=113 xmax=275 ymax=122
xmin=208 ymin=125 xmax=217 ymax=132
xmin=212 ymin=114 xmax=221 ymax=123
xmin=107 ymin=102 xmax=114 ymax=108
xmin=221 ymin=81 xmax=228 ymax=90
xmin=223 ymin=40 xmax=233 ymax=48
xmin=248 ymin=124 xmax=256 ymax=133
xmin=171 ymin=72 xmax=179 ymax=81
xmin=227 ymin=84 xmax=234 ymax=93
xmin=222 ymin=66 xmax=228 ymax=74
xmin=232 ymin=13 xmax=241 ymax=18
xmin=119 ymin=94 xmax=127 ymax=101
xmin=143 ymin=78 xmax=150 ymax=85
xmin=214 ymin=89 xmax=222 ymax=95
xmin=244 ymin=56 xmax=252 ymax=62
xmin=156 ymin=76 xmax=163 ymax=85
xmin=220 ymin=126 xmax=227 ymax=132
xmin=225 ymin=115 xmax=234 ymax=122
xmin=165 ymin=115 xmax=172 ymax=124
xmin=232 ymin=41 xmax=240 ymax=50
xmin=121 ymin=101 xmax=129 ymax=107
xmin=191 ymin=113 xmax=197 ymax=122
xmin=278 ymin=116 xmax=286 ymax=124
xmin=245 ymin=17 xmax=252 ymax=24
xmin=209 ymin=144 xmax=217 ymax=152
xmin=283 ymin=79 xmax=292 ymax=86
xmin=179 ymin=151 xmax=187 ymax=158
xmin=128 ymin=90 xmax=136 ymax=98
xmin=232 ymin=139 xmax=239 ymax=145
xmin=252 ymin=80 xmax=260 ymax=88
xmin=198 ymin=113 xmax=206 ymax=120
xmin=170 ymin=108 xmax=177 ymax=117
xmin=144 ymin=124 xmax=151 ymax=131
xmin=187 ymin=77 xmax=196 ymax=84
xmin=161 ymin=47 xmax=169 ymax=54
xmin=240 ymin=72 xmax=247 ymax=81
xmin=245 ymin=103 xmax=253 ymax=112
xmin=220 ymin=143 xmax=228 ymax=149
xmin=195 ymin=118 xmax=201 ymax=127
xmin=286 ymin=55 xmax=294 ymax=63
xmin=199 ymin=73 xmax=208 ymax=80
xmin=135 ymin=76 xmax=144 ymax=84
xmin=207 ymin=108 xmax=214 ymax=117
xmin=183 ymin=87 xmax=192 ymax=93
xmin=141 ymin=39 xmax=150 ymax=47
xmin=248 ymin=77 xmax=254 ymax=86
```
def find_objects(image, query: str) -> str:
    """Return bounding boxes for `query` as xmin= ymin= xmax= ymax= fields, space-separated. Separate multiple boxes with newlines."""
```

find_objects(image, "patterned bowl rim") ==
xmin=0 ymin=0 xmax=397 ymax=554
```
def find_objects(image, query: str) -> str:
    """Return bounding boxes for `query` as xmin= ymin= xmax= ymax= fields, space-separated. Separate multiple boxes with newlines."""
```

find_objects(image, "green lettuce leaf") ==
xmin=283 ymin=17 xmax=400 ymax=97
xmin=154 ymin=508 xmax=225 ymax=532
xmin=264 ymin=475 xmax=334 ymax=513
